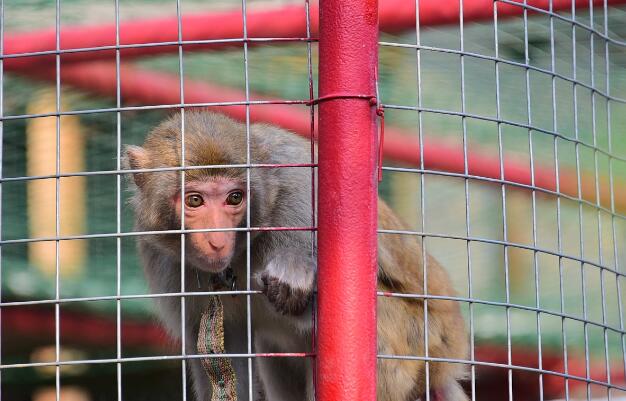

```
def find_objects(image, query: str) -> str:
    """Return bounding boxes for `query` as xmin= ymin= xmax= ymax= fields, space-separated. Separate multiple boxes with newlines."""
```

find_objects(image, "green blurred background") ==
xmin=1 ymin=0 xmax=626 ymax=400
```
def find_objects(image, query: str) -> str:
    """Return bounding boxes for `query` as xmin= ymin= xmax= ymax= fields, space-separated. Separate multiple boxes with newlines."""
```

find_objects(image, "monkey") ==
xmin=125 ymin=110 xmax=468 ymax=401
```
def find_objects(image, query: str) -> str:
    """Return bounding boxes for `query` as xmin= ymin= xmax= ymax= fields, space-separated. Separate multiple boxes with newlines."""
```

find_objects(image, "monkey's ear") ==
xmin=125 ymin=145 xmax=149 ymax=189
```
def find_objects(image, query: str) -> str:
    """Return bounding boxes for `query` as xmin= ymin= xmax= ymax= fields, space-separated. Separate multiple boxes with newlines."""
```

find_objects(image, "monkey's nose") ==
xmin=206 ymin=235 xmax=226 ymax=252
xmin=209 ymin=241 xmax=225 ymax=252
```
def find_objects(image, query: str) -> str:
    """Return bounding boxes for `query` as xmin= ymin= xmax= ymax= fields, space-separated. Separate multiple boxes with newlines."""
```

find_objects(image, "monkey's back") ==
xmin=253 ymin=122 xmax=468 ymax=400
xmin=251 ymin=120 xmax=468 ymax=400
xmin=377 ymin=200 xmax=468 ymax=401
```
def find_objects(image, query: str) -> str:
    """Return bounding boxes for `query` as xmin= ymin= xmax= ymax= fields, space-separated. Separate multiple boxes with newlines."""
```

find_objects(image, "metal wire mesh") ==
xmin=376 ymin=1 xmax=626 ymax=400
xmin=0 ymin=0 xmax=624 ymax=400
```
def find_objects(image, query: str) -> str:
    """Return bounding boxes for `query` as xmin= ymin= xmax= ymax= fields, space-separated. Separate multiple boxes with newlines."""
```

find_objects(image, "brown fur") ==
xmin=377 ymin=200 xmax=467 ymax=401
xmin=126 ymin=110 xmax=467 ymax=401
xmin=125 ymin=112 xmax=266 ymax=255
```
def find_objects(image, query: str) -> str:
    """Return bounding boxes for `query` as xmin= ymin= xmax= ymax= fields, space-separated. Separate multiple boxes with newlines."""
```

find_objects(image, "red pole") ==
xmin=317 ymin=0 xmax=379 ymax=400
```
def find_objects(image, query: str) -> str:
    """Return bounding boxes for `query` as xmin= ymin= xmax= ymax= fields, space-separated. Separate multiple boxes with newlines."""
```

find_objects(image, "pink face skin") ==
xmin=174 ymin=178 xmax=246 ymax=273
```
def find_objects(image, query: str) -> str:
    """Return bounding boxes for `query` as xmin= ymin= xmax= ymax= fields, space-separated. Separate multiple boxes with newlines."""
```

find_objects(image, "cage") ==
xmin=1 ymin=0 xmax=625 ymax=400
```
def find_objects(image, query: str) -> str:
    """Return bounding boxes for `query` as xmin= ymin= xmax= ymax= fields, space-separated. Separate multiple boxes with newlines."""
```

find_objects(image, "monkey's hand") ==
xmin=259 ymin=259 xmax=314 ymax=316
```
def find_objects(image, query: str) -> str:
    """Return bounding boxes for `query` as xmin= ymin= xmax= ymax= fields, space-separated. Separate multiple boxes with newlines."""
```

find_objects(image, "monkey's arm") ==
xmin=249 ymin=151 xmax=317 ymax=318
xmin=255 ymin=231 xmax=316 ymax=317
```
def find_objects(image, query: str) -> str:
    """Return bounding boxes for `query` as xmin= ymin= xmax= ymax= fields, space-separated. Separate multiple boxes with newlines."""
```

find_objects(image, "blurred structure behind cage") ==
xmin=1 ymin=0 xmax=626 ymax=400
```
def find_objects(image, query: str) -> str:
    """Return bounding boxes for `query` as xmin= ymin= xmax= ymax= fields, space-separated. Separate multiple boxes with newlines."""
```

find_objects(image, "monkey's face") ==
xmin=174 ymin=178 xmax=246 ymax=273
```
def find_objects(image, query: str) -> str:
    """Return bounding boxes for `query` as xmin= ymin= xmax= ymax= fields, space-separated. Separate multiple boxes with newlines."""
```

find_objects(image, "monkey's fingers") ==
xmin=260 ymin=273 xmax=311 ymax=316
xmin=262 ymin=275 xmax=280 ymax=304
xmin=272 ymin=282 xmax=310 ymax=316
xmin=284 ymin=286 xmax=311 ymax=316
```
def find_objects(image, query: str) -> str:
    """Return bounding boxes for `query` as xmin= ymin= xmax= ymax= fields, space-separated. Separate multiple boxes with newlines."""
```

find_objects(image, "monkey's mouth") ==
xmin=194 ymin=256 xmax=232 ymax=273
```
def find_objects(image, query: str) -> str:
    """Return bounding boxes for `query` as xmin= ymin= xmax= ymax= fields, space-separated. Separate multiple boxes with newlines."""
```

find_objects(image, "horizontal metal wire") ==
xmin=379 ymin=41 xmax=626 ymax=105
xmin=378 ymin=228 xmax=625 ymax=279
xmin=4 ymin=38 xmax=622 ymax=106
xmin=5 ymin=164 xmax=621 ymax=221
xmin=0 ymin=99 xmax=313 ymax=122
xmin=4 ymin=161 xmax=621 ymax=225
xmin=7 ymin=96 xmax=620 ymax=167
xmin=1 ymin=290 xmax=622 ymax=336
xmin=3 ymin=37 xmax=622 ymax=108
xmin=2 ymin=163 xmax=621 ymax=226
xmin=0 ymin=223 xmax=613 ymax=279
xmin=384 ymin=103 xmax=626 ymax=164
xmin=498 ymin=0 xmax=626 ymax=47
xmin=6 ymin=100 xmax=621 ymax=173
xmin=0 ymin=352 xmax=314 ymax=371
xmin=0 ymin=163 xmax=318 ymax=183
xmin=0 ymin=352 xmax=620 ymax=393
xmin=0 ymin=225 xmax=317 ymax=245
xmin=377 ymin=291 xmax=626 ymax=338
xmin=6 ymin=98 xmax=620 ymax=173
xmin=382 ymin=166 xmax=625 ymax=221
xmin=2 ymin=37 xmax=317 ymax=61
xmin=0 ymin=290 xmax=262 ymax=307
xmin=0 ymin=225 xmax=616 ymax=279
xmin=377 ymin=354 xmax=626 ymax=392
xmin=0 ymin=3 xmax=622 ymax=58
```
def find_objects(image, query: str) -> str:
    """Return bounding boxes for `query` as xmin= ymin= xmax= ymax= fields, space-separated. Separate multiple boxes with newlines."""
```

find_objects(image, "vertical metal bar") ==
xmin=570 ymin=3 xmax=592 ymax=400
xmin=316 ymin=0 xmax=379 ymax=398
xmin=492 ymin=3 xmax=513 ymax=401
xmin=304 ymin=0 xmax=318 ymax=397
xmin=458 ymin=1 xmax=476 ymax=400
xmin=54 ymin=0 xmax=62 ymax=399
xmin=415 ymin=2 xmax=430 ymax=400
xmin=605 ymin=0 xmax=626 ymax=387
xmin=521 ymin=3 xmax=544 ymax=400
xmin=114 ymin=0 xmax=123 ymax=399
xmin=175 ymin=0 xmax=187 ymax=399
xmin=549 ymin=0 xmax=570 ymax=399
xmin=588 ymin=1 xmax=612 ymax=397
xmin=240 ymin=0 xmax=254 ymax=398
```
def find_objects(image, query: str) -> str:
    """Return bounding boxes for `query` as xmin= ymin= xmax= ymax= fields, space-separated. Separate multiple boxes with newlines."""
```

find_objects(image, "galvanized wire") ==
xmin=0 ymin=0 xmax=624 ymax=400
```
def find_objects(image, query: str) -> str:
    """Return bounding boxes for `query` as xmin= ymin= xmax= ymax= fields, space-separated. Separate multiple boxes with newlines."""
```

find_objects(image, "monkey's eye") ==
xmin=226 ymin=191 xmax=244 ymax=206
xmin=185 ymin=194 xmax=204 ymax=208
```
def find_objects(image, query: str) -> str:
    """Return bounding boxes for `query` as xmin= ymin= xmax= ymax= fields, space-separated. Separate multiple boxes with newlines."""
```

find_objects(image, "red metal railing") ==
xmin=22 ymin=62 xmax=626 ymax=213
xmin=7 ymin=1 xmax=626 ymax=214
xmin=6 ymin=0 xmax=626 ymax=72
xmin=7 ymin=1 xmax=626 ymax=216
